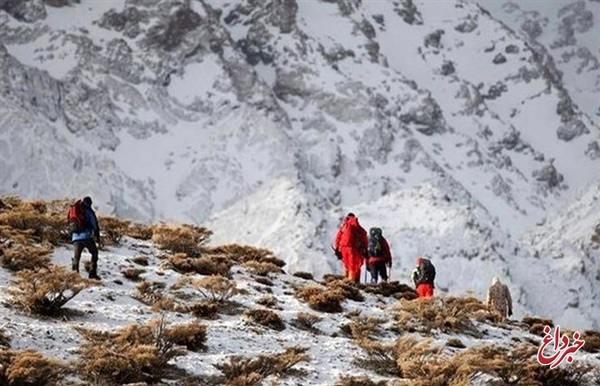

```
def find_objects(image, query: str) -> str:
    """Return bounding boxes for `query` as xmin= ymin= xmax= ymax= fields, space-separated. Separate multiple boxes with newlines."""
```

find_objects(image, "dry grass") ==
xmin=98 ymin=215 xmax=153 ymax=245
xmin=0 ymin=348 xmax=66 ymax=386
xmin=121 ymin=266 xmax=146 ymax=281
xmin=8 ymin=265 xmax=93 ymax=315
xmin=293 ymin=271 xmax=314 ymax=280
xmin=393 ymin=296 xmax=493 ymax=337
xmin=163 ymin=321 xmax=207 ymax=352
xmin=0 ymin=329 xmax=10 ymax=349
xmin=580 ymin=330 xmax=600 ymax=353
xmin=295 ymin=284 xmax=345 ymax=313
xmin=325 ymin=279 xmax=364 ymax=302
xmin=255 ymin=295 xmax=279 ymax=308
xmin=243 ymin=261 xmax=283 ymax=277
xmin=362 ymin=282 xmax=417 ymax=300
xmin=445 ymin=338 xmax=466 ymax=349
xmin=0 ymin=197 xmax=70 ymax=246
xmin=131 ymin=254 xmax=150 ymax=266
xmin=291 ymin=312 xmax=323 ymax=332
xmin=188 ymin=301 xmax=220 ymax=319
xmin=245 ymin=308 xmax=286 ymax=331
xmin=335 ymin=376 xmax=388 ymax=386
xmin=184 ymin=275 xmax=238 ymax=303
xmin=74 ymin=317 xmax=191 ymax=384
xmin=152 ymin=223 xmax=211 ymax=257
xmin=0 ymin=243 xmax=52 ymax=271
xmin=208 ymin=244 xmax=286 ymax=267
xmin=167 ymin=253 xmax=233 ymax=277
xmin=346 ymin=315 xmax=387 ymax=341
xmin=354 ymin=339 xmax=402 ymax=377
xmin=213 ymin=346 xmax=309 ymax=385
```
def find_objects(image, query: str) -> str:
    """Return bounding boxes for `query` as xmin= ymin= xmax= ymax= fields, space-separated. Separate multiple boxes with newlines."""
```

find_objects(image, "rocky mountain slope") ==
xmin=0 ymin=0 xmax=599 ymax=328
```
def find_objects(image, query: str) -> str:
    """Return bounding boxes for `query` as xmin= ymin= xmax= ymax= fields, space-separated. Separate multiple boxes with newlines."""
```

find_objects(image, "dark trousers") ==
xmin=367 ymin=261 xmax=388 ymax=284
xmin=73 ymin=239 xmax=98 ymax=276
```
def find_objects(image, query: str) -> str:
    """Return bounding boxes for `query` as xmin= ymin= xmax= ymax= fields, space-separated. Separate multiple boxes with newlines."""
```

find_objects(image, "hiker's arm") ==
xmin=506 ymin=286 xmax=513 ymax=316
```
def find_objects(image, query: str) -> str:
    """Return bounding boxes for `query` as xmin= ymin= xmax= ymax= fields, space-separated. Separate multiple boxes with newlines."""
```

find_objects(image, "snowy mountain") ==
xmin=0 ymin=0 xmax=599 ymax=329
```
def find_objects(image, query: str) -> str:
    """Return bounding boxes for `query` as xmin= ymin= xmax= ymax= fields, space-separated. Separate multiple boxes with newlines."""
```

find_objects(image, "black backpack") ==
xmin=368 ymin=227 xmax=383 ymax=257
xmin=418 ymin=258 xmax=436 ymax=284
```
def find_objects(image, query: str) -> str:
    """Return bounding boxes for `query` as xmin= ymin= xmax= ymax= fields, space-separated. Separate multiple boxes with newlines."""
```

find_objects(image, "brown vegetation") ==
xmin=362 ymin=282 xmax=417 ymax=300
xmin=0 ymin=348 xmax=66 ymax=386
xmin=0 ymin=243 xmax=52 ymax=271
xmin=291 ymin=312 xmax=323 ymax=332
xmin=213 ymin=346 xmax=309 ymax=385
xmin=152 ymin=223 xmax=211 ymax=257
xmin=208 ymin=244 xmax=286 ymax=267
xmin=121 ymin=266 xmax=146 ymax=281
xmin=255 ymin=295 xmax=279 ymax=308
xmin=335 ymin=376 xmax=388 ymax=386
xmin=295 ymin=284 xmax=345 ymax=313
xmin=243 ymin=260 xmax=283 ymax=277
xmin=98 ymin=215 xmax=154 ymax=245
xmin=131 ymin=254 xmax=150 ymax=266
xmin=393 ymin=296 xmax=494 ymax=337
xmin=167 ymin=253 xmax=233 ymax=277
xmin=75 ymin=317 xmax=197 ymax=384
xmin=325 ymin=279 xmax=364 ymax=302
xmin=184 ymin=275 xmax=238 ymax=304
xmin=9 ymin=265 xmax=92 ymax=315
xmin=245 ymin=308 xmax=286 ymax=331
xmin=293 ymin=271 xmax=314 ymax=280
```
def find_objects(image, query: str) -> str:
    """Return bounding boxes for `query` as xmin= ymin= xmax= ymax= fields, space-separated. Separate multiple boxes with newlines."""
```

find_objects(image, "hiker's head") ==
xmin=492 ymin=277 xmax=500 ymax=285
xmin=83 ymin=196 xmax=92 ymax=207
xmin=416 ymin=256 xmax=424 ymax=265
xmin=346 ymin=212 xmax=355 ymax=218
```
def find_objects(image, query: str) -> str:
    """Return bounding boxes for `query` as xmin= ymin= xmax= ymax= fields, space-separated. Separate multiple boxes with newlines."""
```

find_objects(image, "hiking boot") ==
xmin=89 ymin=273 xmax=101 ymax=280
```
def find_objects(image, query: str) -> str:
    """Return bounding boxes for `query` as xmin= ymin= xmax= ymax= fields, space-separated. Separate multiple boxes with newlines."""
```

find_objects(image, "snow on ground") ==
xmin=1 ymin=232 xmax=598 ymax=384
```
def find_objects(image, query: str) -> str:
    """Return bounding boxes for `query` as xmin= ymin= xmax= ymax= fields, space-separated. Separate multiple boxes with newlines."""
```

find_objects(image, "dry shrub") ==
xmin=214 ymin=346 xmax=309 ymax=385
xmin=326 ymin=279 xmax=364 ymax=302
xmin=188 ymin=301 xmax=219 ymax=319
xmin=243 ymin=261 xmax=283 ymax=277
xmin=322 ymin=274 xmax=347 ymax=283
xmin=152 ymin=223 xmax=211 ymax=257
xmin=354 ymin=339 xmax=402 ymax=376
xmin=0 ymin=330 xmax=10 ymax=348
xmin=580 ymin=330 xmax=600 ymax=353
xmin=0 ymin=348 xmax=66 ymax=386
xmin=208 ymin=244 xmax=285 ymax=267
xmin=347 ymin=316 xmax=387 ymax=341
xmin=291 ymin=312 xmax=322 ymax=332
xmin=131 ymin=255 xmax=149 ymax=266
xmin=98 ymin=215 xmax=153 ymax=245
xmin=335 ymin=376 xmax=388 ymax=386
xmin=9 ymin=265 xmax=92 ymax=315
xmin=1 ymin=243 xmax=52 ymax=271
xmin=188 ymin=275 xmax=238 ymax=303
xmin=121 ymin=267 xmax=146 ymax=281
xmin=0 ymin=198 xmax=70 ymax=246
xmin=522 ymin=315 xmax=554 ymax=329
xmin=254 ymin=276 xmax=274 ymax=287
xmin=445 ymin=338 xmax=465 ymax=349
xmin=393 ymin=296 xmax=490 ymax=337
xmin=163 ymin=321 xmax=207 ymax=352
xmin=245 ymin=308 xmax=285 ymax=331
xmin=293 ymin=271 xmax=314 ymax=280
xmin=75 ymin=317 xmax=188 ymax=384
xmin=167 ymin=253 xmax=233 ymax=277
xmin=256 ymin=295 xmax=278 ymax=308
xmin=134 ymin=280 xmax=167 ymax=306
xmin=295 ymin=284 xmax=345 ymax=313
xmin=362 ymin=282 xmax=416 ymax=299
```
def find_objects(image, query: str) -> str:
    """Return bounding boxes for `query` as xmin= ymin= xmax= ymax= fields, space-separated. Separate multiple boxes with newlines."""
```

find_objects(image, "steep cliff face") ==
xmin=0 ymin=0 xmax=599 ymax=328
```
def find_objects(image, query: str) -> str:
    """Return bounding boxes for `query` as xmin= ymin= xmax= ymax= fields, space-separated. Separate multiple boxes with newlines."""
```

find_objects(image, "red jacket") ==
xmin=334 ymin=216 xmax=368 ymax=254
xmin=367 ymin=237 xmax=392 ymax=265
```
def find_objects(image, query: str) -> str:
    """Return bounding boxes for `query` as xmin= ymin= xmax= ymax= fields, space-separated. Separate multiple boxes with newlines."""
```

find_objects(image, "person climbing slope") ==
xmin=333 ymin=213 xmax=368 ymax=283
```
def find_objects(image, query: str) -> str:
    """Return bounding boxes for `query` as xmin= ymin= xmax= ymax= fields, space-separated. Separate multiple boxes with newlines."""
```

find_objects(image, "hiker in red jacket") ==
xmin=333 ymin=213 xmax=368 ymax=283
xmin=411 ymin=256 xmax=436 ymax=298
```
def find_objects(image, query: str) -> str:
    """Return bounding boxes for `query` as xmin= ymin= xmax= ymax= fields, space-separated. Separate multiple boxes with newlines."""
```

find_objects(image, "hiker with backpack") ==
xmin=366 ymin=227 xmax=392 ymax=284
xmin=69 ymin=196 xmax=101 ymax=280
xmin=411 ymin=256 xmax=436 ymax=298
xmin=333 ymin=213 xmax=368 ymax=283
xmin=486 ymin=277 xmax=513 ymax=321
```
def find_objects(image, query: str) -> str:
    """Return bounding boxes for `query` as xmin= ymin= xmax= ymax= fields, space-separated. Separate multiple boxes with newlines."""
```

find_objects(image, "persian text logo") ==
xmin=537 ymin=325 xmax=585 ymax=369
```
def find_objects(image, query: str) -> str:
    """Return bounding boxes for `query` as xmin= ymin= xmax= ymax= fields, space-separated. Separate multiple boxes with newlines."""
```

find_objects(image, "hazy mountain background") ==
xmin=0 ymin=0 xmax=599 ymax=329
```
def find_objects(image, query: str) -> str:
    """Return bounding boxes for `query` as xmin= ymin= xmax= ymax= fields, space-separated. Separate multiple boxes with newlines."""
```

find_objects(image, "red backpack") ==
xmin=67 ymin=199 xmax=87 ymax=233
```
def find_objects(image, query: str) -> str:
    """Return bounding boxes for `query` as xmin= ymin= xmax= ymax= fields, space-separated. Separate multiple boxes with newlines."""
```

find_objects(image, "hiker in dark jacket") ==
xmin=366 ymin=227 xmax=392 ymax=284
xmin=411 ymin=256 xmax=435 ymax=298
xmin=72 ymin=196 xmax=101 ymax=280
